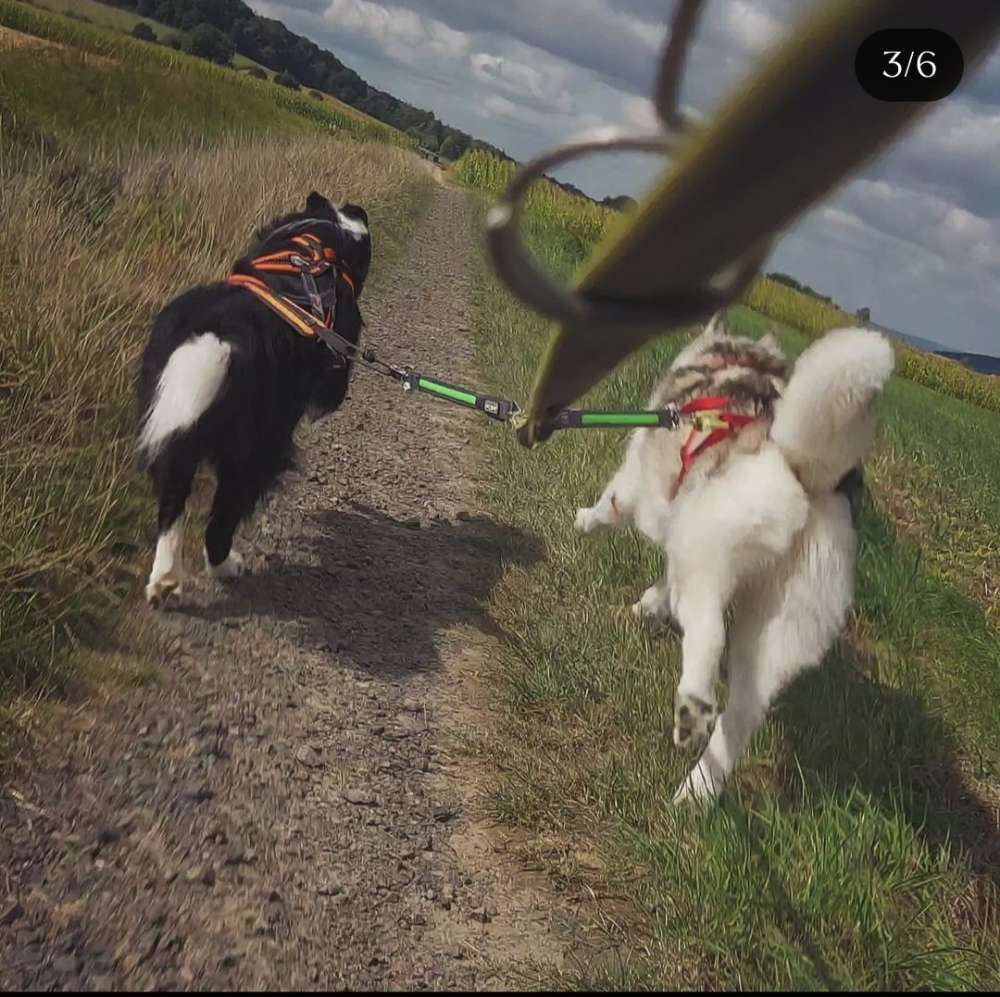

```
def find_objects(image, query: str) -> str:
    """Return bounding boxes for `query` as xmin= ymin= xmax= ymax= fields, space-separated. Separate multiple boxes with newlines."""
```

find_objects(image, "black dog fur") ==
xmin=136 ymin=191 xmax=372 ymax=602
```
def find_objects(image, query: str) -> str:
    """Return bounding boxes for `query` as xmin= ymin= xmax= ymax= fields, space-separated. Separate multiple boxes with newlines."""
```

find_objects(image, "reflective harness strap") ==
xmin=226 ymin=231 xmax=359 ymax=363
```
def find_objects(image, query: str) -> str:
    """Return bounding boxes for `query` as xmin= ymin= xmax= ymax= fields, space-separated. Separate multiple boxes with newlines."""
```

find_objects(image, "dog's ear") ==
xmin=305 ymin=190 xmax=332 ymax=214
xmin=340 ymin=202 xmax=369 ymax=227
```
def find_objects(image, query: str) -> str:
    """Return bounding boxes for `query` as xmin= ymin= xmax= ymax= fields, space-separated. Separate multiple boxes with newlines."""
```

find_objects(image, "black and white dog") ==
xmin=136 ymin=191 xmax=372 ymax=607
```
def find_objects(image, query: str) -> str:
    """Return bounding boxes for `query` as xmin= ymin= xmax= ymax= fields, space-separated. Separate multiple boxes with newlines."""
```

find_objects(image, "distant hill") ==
xmin=601 ymin=194 xmax=638 ymax=212
xmin=766 ymin=271 xmax=838 ymax=308
xmin=868 ymin=323 xmax=998 ymax=377
xmin=936 ymin=351 xmax=1000 ymax=375
xmin=766 ymin=271 xmax=999 ymax=377
xmin=101 ymin=0 xmax=634 ymax=209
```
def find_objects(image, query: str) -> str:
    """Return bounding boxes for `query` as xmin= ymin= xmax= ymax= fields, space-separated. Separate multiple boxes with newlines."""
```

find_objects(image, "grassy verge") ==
xmin=0 ymin=0 xmax=408 ymax=147
xmin=21 ymin=0 xmax=391 ymax=130
xmin=0 ymin=2 xmax=433 ymax=753
xmin=467 ymin=205 xmax=1000 ymax=989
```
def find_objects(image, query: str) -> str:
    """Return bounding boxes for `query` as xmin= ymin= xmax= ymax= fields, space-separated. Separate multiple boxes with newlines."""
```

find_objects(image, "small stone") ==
xmin=52 ymin=954 xmax=80 ymax=974
xmin=184 ymin=866 xmax=215 ymax=887
xmin=181 ymin=782 xmax=214 ymax=803
xmin=342 ymin=789 xmax=376 ymax=806
xmin=0 ymin=900 xmax=23 ymax=926
xmin=139 ymin=928 xmax=161 ymax=960
xmin=296 ymin=746 xmax=323 ymax=768
xmin=225 ymin=846 xmax=255 ymax=866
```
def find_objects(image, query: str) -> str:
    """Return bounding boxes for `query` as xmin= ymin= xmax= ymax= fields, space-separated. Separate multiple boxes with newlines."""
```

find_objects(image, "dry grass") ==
xmin=0 ymin=134 xmax=430 ymax=715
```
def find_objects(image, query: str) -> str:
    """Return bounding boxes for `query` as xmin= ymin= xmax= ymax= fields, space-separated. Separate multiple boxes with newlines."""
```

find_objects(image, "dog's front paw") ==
xmin=672 ymin=760 xmax=724 ymax=806
xmin=574 ymin=506 xmax=598 ymax=534
xmin=673 ymin=691 xmax=718 ymax=753
xmin=145 ymin=572 xmax=183 ymax=609
xmin=206 ymin=549 xmax=245 ymax=581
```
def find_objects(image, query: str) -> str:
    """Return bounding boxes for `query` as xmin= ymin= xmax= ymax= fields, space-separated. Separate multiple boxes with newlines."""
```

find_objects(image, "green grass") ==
xmin=0 ymin=0 xmax=432 ymax=752
xmin=30 ymin=0 xmax=153 ymax=32
xmin=466 ymin=205 xmax=1000 ymax=989
xmin=22 ymin=0 xmax=397 ymax=132
xmin=0 ymin=0 xmax=409 ymax=148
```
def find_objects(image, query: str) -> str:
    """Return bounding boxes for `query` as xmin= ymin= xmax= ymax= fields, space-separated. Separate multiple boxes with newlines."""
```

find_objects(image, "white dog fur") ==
xmin=575 ymin=316 xmax=894 ymax=803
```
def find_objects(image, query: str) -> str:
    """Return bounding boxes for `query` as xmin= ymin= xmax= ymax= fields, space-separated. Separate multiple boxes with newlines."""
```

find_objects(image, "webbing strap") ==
xmin=226 ymin=274 xmax=356 ymax=362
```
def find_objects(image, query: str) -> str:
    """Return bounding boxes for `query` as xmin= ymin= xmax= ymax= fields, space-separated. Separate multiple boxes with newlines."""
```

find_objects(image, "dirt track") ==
xmin=0 ymin=187 xmax=588 ymax=990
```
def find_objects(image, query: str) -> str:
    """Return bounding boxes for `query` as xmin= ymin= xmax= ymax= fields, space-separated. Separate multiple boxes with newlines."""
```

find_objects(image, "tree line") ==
xmin=112 ymin=0 xmax=633 ymax=208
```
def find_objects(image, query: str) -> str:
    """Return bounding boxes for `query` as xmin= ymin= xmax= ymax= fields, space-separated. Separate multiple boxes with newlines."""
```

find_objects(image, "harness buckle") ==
xmin=692 ymin=411 xmax=728 ymax=432
xmin=290 ymin=255 xmax=326 ymax=319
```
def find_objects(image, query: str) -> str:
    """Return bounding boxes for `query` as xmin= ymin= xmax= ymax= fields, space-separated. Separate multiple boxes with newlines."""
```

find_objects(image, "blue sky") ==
xmin=251 ymin=0 xmax=1000 ymax=354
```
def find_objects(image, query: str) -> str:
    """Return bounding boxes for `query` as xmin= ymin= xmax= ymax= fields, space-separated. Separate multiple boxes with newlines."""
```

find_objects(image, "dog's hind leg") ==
xmin=632 ymin=571 xmax=678 ymax=628
xmin=204 ymin=464 xmax=259 ymax=580
xmin=146 ymin=444 xmax=197 ymax=607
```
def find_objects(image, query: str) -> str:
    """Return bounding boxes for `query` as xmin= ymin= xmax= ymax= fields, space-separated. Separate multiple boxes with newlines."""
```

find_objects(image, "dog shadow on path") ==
xmin=777 ymin=648 xmax=1000 ymax=887
xmin=186 ymin=502 xmax=543 ymax=678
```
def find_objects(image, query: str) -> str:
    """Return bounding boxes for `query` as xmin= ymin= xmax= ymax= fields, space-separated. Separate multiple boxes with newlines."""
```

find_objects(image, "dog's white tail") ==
xmin=137 ymin=333 xmax=231 ymax=464
xmin=770 ymin=326 xmax=894 ymax=492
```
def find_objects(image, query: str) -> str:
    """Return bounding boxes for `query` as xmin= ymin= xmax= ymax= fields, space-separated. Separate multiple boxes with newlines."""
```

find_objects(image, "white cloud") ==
xmin=722 ymin=0 xmax=784 ymax=54
xmin=469 ymin=52 xmax=576 ymax=115
xmin=252 ymin=0 xmax=1000 ymax=352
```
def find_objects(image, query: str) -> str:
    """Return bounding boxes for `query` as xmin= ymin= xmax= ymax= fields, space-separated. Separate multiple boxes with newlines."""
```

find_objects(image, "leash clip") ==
xmin=691 ymin=410 xmax=728 ymax=432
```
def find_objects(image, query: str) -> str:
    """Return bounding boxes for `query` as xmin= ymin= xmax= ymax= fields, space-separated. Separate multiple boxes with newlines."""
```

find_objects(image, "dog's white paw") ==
xmin=672 ymin=759 xmax=724 ymax=805
xmin=632 ymin=584 xmax=669 ymax=621
xmin=206 ymin=549 xmax=245 ymax=581
xmin=145 ymin=572 xmax=183 ymax=609
xmin=673 ymin=691 xmax=718 ymax=753
xmin=672 ymin=776 xmax=716 ymax=806
xmin=574 ymin=506 xmax=598 ymax=533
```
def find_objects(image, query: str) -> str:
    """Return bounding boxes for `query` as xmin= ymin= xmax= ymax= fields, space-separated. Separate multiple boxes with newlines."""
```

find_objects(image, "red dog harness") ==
xmin=671 ymin=395 xmax=757 ymax=498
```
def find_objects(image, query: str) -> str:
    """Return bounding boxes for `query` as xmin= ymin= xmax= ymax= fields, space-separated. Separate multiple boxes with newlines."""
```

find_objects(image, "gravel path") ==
xmin=1 ymin=186 xmax=589 ymax=991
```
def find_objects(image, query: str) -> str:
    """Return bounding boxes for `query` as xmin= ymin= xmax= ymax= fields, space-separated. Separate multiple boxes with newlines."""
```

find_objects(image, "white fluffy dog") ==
xmin=574 ymin=314 xmax=894 ymax=803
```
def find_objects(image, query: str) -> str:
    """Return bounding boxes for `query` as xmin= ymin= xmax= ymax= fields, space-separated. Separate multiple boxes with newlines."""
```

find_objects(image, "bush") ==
xmin=182 ymin=22 xmax=234 ymax=66
xmin=131 ymin=22 xmax=156 ymax=43
xmin=274 ymin=70 xmax=300 ymax=90
xmin=308 ymin=89 xmax=324 ymax=101
xmin=245 ymin=65 xmax=267 ymax=80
